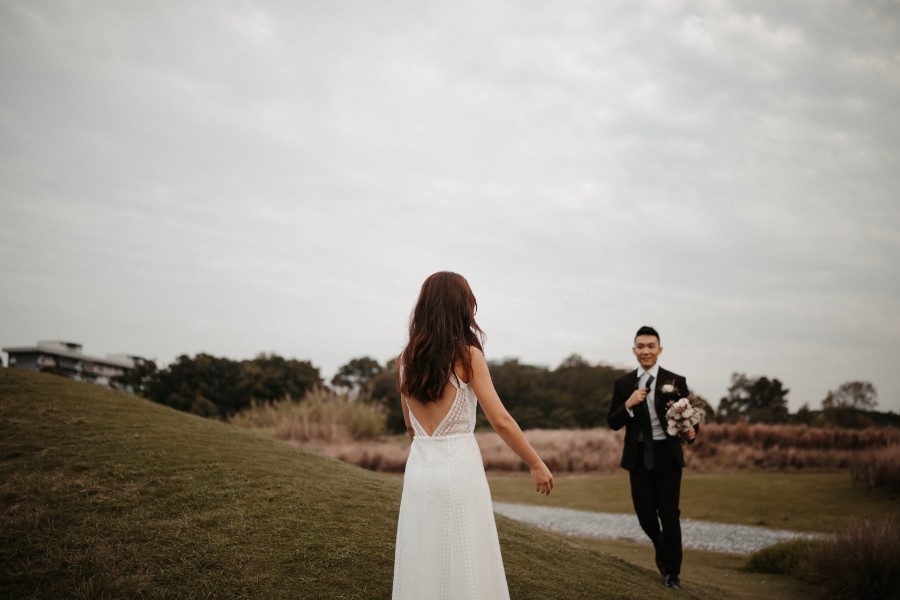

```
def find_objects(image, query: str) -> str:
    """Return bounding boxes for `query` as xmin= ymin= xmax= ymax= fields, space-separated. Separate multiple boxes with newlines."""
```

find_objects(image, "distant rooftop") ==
xmin=2 ymin=340 xmax=143 ymax=368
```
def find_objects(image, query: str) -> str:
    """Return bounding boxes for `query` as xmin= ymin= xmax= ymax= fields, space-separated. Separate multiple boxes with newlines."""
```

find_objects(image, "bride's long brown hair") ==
xmin=400 ymin=272 xmax=485 ymax=403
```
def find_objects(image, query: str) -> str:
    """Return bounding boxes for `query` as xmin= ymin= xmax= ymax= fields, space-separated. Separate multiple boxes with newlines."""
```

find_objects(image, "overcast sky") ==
xmin=2 ymin=1 xmax=898 ymax=414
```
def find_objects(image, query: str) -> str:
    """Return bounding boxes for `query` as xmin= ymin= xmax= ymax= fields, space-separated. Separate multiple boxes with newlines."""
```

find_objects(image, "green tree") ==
xmin=147 ymin=353 xmax=247 ymax=418
xmin=241 ymin=353 xmax=321 ymax=403
xmin=792 ymin=402 xmax=816 ymax=425
xmin=484 ymin=359 xmax=551 ymax=430
xmin=331 ymin=356 xmax=384 ymax=399
xmin=111 ymin=359 xmax=158 ymax=395
xmin=366 ymin=358 xmax=404 ymax=433
xmin=717 ymin=373 xmax=789 ymax=424
xmin=143 ymin=353 xmax=321 ymax=419
xmin=829 ymin=381 xmax=877 ymax=411
xmin=476 ymin=356 xmax=630 ymax=430
xmin=817 ymin=381 xmax=878 ymax=429
xmin=549 ymin=354 xmax=624 ymax=429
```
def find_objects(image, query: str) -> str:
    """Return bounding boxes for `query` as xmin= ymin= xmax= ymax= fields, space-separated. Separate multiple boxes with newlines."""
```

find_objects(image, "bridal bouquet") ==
xmin=664 ymin=394 xmax=707 ymax=444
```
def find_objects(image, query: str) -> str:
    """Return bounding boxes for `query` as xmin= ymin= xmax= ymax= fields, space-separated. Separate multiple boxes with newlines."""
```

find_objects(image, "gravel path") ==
xmin=493 ymin=502 xmax=825 ymax=555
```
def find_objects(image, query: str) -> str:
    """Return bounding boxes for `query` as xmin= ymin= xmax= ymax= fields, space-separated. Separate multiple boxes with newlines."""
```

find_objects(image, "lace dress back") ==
xmin=393 ymin=373 xmax=509 ymax=599
xmin=406 ymin=374 xmax=476 ymax=438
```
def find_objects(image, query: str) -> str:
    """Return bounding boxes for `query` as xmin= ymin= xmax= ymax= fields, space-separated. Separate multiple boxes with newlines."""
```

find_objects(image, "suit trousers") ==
xmin=629 ymin=440 xmax=683 ymax=576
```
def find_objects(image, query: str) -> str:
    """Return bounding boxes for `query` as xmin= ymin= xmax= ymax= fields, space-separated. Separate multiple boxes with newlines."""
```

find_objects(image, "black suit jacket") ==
xmin=607 ymin=367 xmax=690 ymax=471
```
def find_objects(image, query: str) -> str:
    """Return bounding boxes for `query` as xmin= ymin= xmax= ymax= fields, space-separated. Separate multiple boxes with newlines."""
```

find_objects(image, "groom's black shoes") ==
xmin=663 ymin=574 xmax=681 ymax=590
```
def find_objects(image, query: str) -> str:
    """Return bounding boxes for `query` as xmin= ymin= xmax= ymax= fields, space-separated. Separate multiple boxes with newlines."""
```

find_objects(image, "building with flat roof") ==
xmin=2 ymin=340 xmax=146 ymax=388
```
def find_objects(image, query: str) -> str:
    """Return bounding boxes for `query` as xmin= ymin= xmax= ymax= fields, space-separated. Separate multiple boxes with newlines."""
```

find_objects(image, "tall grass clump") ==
xmin=806 ymin=518 xmax=900 ymax=599
xmin=229 ymin=386 xmax=386 ymax=442
xmin=746 ymin=518 xmax=900 ymax=600
xmin=850 ymin=445 xmax=900 ymax=491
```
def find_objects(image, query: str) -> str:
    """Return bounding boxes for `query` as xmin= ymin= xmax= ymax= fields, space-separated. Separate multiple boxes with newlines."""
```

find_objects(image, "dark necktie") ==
xmin=641 ymin=374 xmax=655 ymax=470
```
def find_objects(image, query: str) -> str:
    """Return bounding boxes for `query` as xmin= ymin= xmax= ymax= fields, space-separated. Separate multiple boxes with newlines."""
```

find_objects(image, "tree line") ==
xmin=114 ymin=353 xmax=322 ymax=419
xmin=717 ymin=373 xmax=894 ymax=429
xmin=109 ymin=352 xmax=894 ymax=432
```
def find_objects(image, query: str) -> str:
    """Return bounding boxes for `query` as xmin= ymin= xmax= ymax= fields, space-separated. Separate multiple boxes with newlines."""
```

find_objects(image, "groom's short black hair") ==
xmin=635 ymin=325 xmax=660 ymax=342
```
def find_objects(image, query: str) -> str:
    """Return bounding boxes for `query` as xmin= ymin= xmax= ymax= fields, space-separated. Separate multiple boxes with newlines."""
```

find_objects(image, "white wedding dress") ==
xmin=392 ymin=375 xmax=510 ymax=600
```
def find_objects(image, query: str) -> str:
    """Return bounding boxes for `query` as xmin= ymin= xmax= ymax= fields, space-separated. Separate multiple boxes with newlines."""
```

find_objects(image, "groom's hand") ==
xmin=625 ymin=388 xmax=648 ymax=410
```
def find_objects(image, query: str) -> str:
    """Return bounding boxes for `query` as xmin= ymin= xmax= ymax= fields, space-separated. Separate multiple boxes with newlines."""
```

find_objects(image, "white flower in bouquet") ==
xmin=664 ymin=393 xmax=708 ymax=443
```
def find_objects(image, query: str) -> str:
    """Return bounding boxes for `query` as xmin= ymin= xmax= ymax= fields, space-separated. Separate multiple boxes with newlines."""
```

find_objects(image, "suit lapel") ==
xmin=655 ymin=367 xmax=670 ymax=418
xmin=629 ymin=369 xmax=653 ymax=429
xmin=626 ymin=369 xmax=639 ymax=390
xmin=655 ymin=367 xmax=686 ymax=429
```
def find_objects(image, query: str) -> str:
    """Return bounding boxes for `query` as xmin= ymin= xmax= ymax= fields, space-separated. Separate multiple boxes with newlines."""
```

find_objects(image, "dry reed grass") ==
xmin=312 ymin=438 xmax=411 ymax=472
xmin=229 ymin=387 xmax=386 ymax=443
xmin=746 ymin=518 xmax=900 ymax=599
xmin=303 ymin=429 xmax=625 ymax=474
xmin=689 ymin=423 xmax=900 ymax=474
xmin=805 ymin=517 xmax=900 ymax=599
xmin=238 ymin=402 xmax=899 ymax=479
xmin=476 ymin=428 xmax=624 ymax=473
xmin=700 ymin=422 xmax=899 ymax=450
xmin=849 ymin=445 xmax=900 ymax=491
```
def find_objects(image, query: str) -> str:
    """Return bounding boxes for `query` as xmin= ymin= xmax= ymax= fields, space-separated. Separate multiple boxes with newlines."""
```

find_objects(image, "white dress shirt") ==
xmin=629 ymin=364 xmax=666 ymax=440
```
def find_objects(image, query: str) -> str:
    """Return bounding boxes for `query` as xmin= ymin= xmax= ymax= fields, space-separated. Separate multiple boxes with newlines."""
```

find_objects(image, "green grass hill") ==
xmin=1 ymin=369 xmax=724 ymax=599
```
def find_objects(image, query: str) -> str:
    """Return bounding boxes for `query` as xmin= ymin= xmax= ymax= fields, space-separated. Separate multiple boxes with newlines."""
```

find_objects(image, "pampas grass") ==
xmin=850 ymin=444 xmax=900 ymax=491
xmin=281 ymin=422 xmax=899 ymax=475
xmin=233 ymin=399 xmax=899 ymax=479
xmin=300 ymin=429 xmax=625 ymax=474
xmin=477 ymin=428 xmax=624 ymax=473
xmin=689 ymin=423 xmax=900 ymax=473
xmin=229 ymin=387 xmax=386 ymax=442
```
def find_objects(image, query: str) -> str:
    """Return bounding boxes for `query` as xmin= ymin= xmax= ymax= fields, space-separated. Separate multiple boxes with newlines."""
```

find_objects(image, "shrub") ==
xmin=805 ymin=518 xmax=900 ymax=600
xmin=745 ymin=539 xmax=819 ymax=575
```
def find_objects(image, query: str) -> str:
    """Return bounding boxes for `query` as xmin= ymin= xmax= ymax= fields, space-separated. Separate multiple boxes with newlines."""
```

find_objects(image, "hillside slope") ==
xmin=1 ymin=369 xmax=723 ymax=599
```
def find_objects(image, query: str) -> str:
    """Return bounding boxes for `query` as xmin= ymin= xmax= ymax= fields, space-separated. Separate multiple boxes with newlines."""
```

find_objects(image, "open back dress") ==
xmin=392 ymin=374 xmax=509 ymax=600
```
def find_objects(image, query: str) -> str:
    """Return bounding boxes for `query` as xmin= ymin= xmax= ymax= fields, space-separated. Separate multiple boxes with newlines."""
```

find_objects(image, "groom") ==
xmin=607 ymin=326 xmax=696 ymax=590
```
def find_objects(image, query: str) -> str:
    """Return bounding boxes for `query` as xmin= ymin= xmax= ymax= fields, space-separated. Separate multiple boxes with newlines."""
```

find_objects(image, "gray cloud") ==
xmin=2 ymin=0 xmax=899 ymax=412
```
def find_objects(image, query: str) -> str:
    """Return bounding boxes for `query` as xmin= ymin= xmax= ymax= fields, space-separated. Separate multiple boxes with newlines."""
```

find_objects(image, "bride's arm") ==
xmin=468 ymin=347 xmax=553 ymax=495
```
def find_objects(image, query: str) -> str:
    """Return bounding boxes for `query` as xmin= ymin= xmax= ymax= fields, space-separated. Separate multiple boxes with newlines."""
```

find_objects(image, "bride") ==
xmin=392 ymin=271 xmax=554 ymax=600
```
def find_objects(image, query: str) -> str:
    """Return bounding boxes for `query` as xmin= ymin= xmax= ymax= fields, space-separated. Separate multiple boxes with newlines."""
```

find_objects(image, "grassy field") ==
xmin=1 ymin=369 xmax=725 ymax=600
xmin=487 ymin=470 xmax=900 ymax=600
xmin=489 ymin=470 xmax=900 ymax=533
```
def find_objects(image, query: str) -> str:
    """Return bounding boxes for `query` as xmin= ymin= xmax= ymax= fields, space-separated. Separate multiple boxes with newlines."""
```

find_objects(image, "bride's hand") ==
xmin=531 ymin=461 xmax=553 ymax=495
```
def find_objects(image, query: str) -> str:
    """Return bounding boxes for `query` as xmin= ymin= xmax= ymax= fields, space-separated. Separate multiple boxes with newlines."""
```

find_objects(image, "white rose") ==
xmin=683 ymin=407 xmax=694 ymax=418
xmin=667 ymin=426 xmax=678 ymax=436
xmin=668 ymin=419 xmax=677 ymax=428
